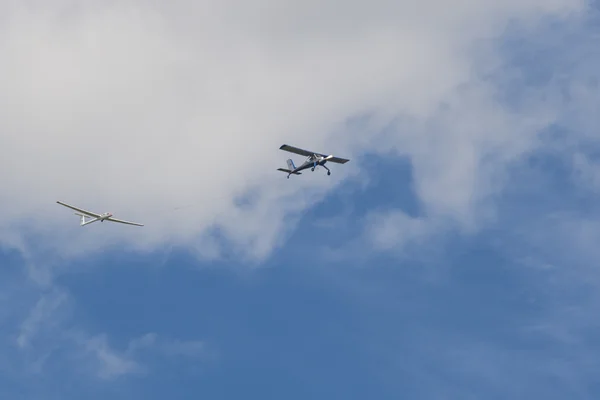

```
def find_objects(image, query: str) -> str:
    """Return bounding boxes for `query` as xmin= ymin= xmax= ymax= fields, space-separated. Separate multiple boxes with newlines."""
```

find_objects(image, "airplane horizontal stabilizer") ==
xmin=277 ymin=168 xmax=301 ymax=175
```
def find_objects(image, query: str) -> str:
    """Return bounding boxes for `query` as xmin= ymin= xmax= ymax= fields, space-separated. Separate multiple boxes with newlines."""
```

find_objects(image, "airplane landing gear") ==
xmin=327 ymin=171 xmax=331 ymax=176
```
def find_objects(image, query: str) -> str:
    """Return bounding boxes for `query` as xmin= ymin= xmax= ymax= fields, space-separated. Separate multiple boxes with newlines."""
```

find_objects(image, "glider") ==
xmin=277 ymin=144 xmax=350 ymax=179
xmin=56 ymin=201 xmax=144 ymax=227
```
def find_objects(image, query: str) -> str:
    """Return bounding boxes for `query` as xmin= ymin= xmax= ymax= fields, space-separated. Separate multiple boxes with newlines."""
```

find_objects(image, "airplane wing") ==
xmin=279 ymin=144 xmax=349 ymax=163
xmin=327 ymin=156 xmax=350 ymax=164
xmin=106 ymin=217 xmax=144 ymax=226
xmin=56 ymin=201 xmax=101 ymax=218
xmin=279 ymin=144 xmax=321 ymax=157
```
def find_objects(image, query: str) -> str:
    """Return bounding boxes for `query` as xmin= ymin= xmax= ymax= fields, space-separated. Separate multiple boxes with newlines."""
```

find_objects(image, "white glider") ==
xmin=56 ymin=201 xmax=144 ymax=227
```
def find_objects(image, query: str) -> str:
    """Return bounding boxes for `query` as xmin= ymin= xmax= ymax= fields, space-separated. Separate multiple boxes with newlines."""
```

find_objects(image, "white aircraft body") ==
xmin=56 ymin=201 xmax=144 ymax=227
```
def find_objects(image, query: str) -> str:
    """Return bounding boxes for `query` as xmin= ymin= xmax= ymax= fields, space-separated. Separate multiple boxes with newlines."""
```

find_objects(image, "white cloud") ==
xmin=126 ymin=332 xmax=206 ymax=358
xmin=0 ymin=0 xmax=588 ymax=261
xmin=572 ymin=152 xmax=600 ymax=194
xmin=47 ymin=326 xmax=205 ymax=380
xmin=364 ymin=211 xmax=431 ymax=251
xmin=16 ymin=289 xmax=68 ymax=349
xmin=78 ymin=332 xmax=209 ymax=379
xmin=79 ymin=333 xmax=143 ymax=380
xmin=1 ymin=265 xmax=208 ymax=382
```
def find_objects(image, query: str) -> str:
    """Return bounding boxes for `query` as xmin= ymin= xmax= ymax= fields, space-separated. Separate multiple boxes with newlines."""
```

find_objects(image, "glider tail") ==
xmin=74 ymin=212 xmax=86 ymax=226
xmin=286 ymin=158 xmax=296 ymax=171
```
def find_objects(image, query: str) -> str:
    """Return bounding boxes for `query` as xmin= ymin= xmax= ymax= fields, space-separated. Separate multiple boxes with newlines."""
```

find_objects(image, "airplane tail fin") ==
xmin=286 ymin=158 xmax=296 ymax=170
xmin=74 ymin=212 xmax=86 ymax=226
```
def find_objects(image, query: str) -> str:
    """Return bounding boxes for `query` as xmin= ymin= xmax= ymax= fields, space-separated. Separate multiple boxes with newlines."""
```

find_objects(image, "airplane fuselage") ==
xmin=283 ymin=155 xmax=333 ymax=178
xmin=99 ymin=212 xmax=112 ymax=222
xmin=80 ymin=212 xmax=113 ymax=225
xmin=292 ymin=158 xmax=328 ymax=174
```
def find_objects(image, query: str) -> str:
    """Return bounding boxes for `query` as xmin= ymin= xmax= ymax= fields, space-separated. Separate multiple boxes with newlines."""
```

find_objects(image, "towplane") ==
xmin=56 ymin=201 xmax=144 ymax=227
xmin=277 ymin=144 xmax=350 ymax=179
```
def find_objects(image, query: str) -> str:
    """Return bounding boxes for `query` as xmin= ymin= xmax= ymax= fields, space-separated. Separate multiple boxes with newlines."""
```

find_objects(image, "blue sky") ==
xmin=2 ymin=1 xmax=600 ymax=399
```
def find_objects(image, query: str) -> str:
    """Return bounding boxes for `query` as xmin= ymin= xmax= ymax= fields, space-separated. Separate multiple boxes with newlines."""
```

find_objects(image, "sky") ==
xmin=1 ymin=0 xmax=600 ymax=398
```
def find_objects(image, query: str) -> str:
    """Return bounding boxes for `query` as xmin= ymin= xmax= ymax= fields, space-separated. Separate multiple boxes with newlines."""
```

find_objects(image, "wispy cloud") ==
xmin=67 ymin=331 xmax=209 ymax=380
xmin=78 ymin=333 xmax=143 ymax=380
xmin=2 ymin=256 xmax=209 ymax=385
xmin=16 ymin=289 xmax=68 ymax=349
xmin=127 ymin=333 xmax=206 ymax=358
